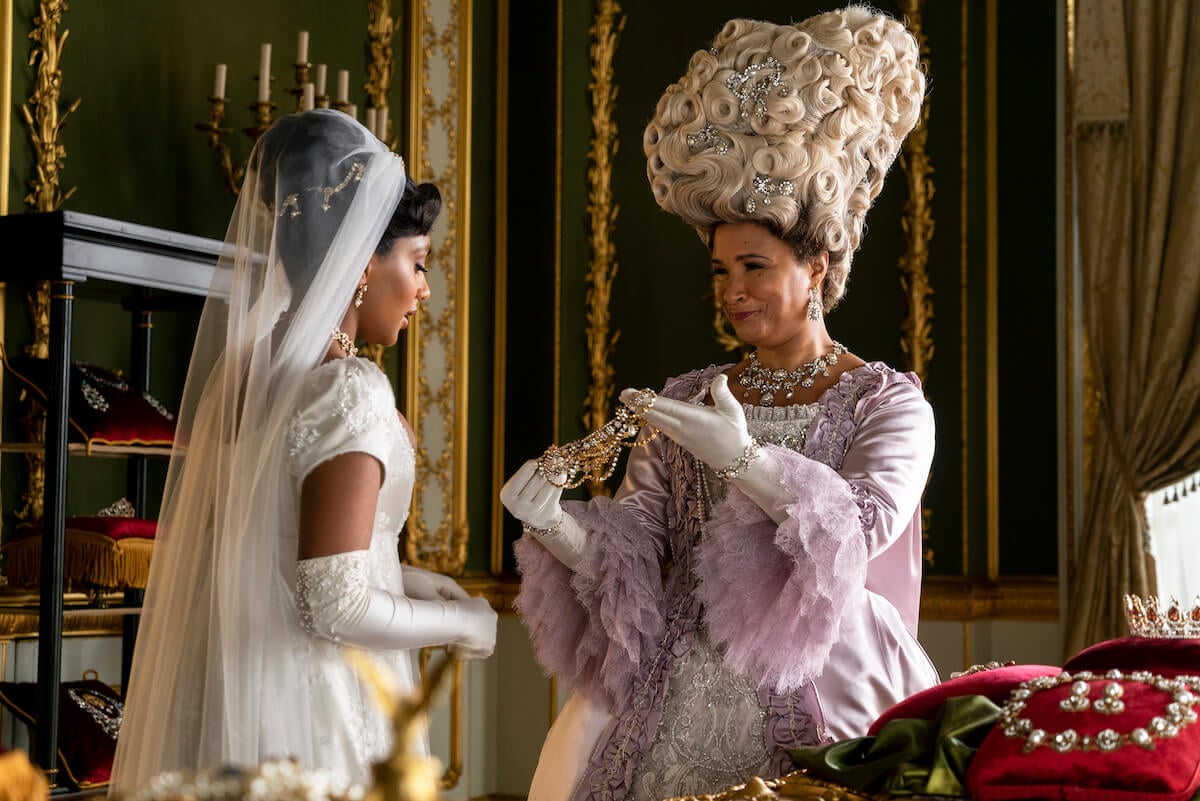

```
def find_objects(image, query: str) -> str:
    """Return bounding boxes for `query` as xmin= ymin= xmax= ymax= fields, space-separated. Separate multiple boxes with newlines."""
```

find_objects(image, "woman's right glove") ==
xmin=296 ymin=551 xmax=497 ymax=658
xmin=499 ymin=459 xmax=587 ymax=569
xmin=627 ymin=375 xmax=788 ymax=524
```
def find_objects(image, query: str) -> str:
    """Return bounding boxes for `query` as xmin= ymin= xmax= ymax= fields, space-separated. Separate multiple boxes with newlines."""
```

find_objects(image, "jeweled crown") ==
xmin=1125 ymin=594 xmax=1200 ymax=638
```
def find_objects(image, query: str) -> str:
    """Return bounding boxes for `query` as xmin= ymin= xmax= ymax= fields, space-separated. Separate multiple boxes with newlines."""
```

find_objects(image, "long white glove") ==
xmin=627 ymin=374 xmax=789 ymax=524
xmin=499 ymin=460 xmax=588 ymax=569
xmin=296 ymin=551 xmax=497 ymax=658
xmin=401 ymin=563 xmax=472 ymax=602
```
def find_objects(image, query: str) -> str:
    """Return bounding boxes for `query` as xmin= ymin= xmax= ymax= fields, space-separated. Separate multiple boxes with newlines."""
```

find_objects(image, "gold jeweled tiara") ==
xmin=1125 ymin=594 xmax=1200 ymax=638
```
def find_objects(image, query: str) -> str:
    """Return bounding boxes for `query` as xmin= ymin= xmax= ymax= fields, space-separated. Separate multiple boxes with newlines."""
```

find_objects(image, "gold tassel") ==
xmin=0 ymin=538 xmax=41 ymax=588
xmin=0 ymin=531 xmax=124 ymax=589
xmin=117 ymin=539 xmax=154 ymax=589
xmin=62 ymin=531 xmax=123 ymax=589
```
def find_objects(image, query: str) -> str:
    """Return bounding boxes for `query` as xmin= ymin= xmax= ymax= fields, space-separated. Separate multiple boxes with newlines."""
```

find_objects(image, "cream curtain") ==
xmin=1069 ymin=0 xmax=1200 ymax=653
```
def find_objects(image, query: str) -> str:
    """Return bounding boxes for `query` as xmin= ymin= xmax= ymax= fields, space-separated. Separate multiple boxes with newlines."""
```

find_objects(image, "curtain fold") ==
xmin=1070 ymin=0 xmax=1200 ymax=654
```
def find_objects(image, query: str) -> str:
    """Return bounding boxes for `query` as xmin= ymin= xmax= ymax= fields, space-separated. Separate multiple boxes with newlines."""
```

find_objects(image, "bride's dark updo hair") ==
xmin=252 ymin=109 xmax=440 ymax=298
xmin=376 ymin=178 xmax=442 ymax=255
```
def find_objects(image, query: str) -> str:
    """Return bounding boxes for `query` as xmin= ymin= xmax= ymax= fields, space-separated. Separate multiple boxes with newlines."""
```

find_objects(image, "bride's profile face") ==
xmin=360 ymin=233 xmax=432 ymax=346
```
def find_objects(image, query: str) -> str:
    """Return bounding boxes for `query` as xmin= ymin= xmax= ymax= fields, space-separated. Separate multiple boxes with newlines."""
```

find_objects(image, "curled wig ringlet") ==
xmin=643 ymin=6 xmax=925 ymax=310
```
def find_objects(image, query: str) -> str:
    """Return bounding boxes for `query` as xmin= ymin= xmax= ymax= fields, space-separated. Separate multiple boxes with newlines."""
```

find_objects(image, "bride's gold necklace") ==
xmin=331 ymin=327 xmax=358 ymax=358
xmin=738 ymin=342 xmax=846 ymax=405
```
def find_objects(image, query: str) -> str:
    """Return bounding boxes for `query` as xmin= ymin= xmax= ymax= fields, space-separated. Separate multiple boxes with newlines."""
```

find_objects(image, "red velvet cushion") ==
xmin=65 ymin=515 xmax=157 ymax=541
xmin=1065 ymin=637 xmax=1200 ymax=678
xmin=0 ymin=680 xmax=122 ymax=789
xmin=3 ymin=358 xmax=175 ymax=447
xmin=868 ymin=665 xmax=1061 ymax=735
xmin=965 ymin=672 xmax=1200 ymax=801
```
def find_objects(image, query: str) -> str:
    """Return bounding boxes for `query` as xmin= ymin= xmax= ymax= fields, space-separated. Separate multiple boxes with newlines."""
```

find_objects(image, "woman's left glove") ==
xmin=626 ymin=374 xmax=788 ymax=524
xmin=402 ymin=564 xmax=471 ymax=602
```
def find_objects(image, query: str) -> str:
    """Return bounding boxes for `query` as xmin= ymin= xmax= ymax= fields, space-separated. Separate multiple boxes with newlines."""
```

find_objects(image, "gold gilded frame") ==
xmin=489 ymin=0 xmax=509 ymax=574
xmin=1 ymin=0 xmax=11 ymax=431
xmin=15 ymin=0 xmax=78 ymax=525
xmin=897 ymin=0 xmax=935 ymax=384
xmin=1 ymin=0 xmax=10 ymax=217
xmin=403 ymin=0 xmax=472 ymax=576
xmin=581 ymin=0 xmax=623 ymax=498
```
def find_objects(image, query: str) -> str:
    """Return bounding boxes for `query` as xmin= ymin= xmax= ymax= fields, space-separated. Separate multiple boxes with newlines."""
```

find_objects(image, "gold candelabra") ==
xmin=195 ymin=58 xmax=342 ymax=197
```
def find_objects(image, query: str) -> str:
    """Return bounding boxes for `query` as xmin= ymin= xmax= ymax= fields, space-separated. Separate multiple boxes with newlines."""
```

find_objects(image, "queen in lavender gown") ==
xmin=500 ymin=9 xmax=940 ymax=801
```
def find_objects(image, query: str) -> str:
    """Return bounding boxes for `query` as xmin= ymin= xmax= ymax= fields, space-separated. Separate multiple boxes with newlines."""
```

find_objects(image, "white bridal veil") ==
xmin=111 ymin=109 xmax=407 ymax=792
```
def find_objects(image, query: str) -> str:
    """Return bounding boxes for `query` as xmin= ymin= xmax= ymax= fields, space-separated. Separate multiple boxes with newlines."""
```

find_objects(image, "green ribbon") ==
xmin=789 ymin=695 xmax=1002 ymax=797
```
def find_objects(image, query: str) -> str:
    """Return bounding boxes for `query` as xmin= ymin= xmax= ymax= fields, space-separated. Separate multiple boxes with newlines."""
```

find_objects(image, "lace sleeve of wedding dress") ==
xmin=296 ymin=550 xmax=497 ymax=654
xmin=285 ymin=357 xmax=395 ymax=483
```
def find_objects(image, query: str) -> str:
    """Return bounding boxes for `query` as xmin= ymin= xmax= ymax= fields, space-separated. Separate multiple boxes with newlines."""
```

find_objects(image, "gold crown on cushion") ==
xmin=1125 ymin=594 xmax=1200 ymax=638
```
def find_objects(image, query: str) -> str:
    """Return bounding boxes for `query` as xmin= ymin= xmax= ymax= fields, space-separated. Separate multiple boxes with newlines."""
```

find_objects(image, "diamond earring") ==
xmin=354 ymin=283 xmax=368 ymax=308
xmin=807 ymin=286 xmax=822 ymax=321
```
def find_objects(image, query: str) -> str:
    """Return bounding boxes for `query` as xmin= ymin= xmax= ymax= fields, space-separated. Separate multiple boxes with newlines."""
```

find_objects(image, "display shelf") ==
xmin=0 ymin=442 xmax=173 ymax=457
xmin=0 ymin=210 xmax=222 ymax=785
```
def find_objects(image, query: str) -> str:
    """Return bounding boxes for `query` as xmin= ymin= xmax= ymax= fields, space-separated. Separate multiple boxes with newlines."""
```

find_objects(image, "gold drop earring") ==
xmin=354 ymin=283 xmax=369 ymax=308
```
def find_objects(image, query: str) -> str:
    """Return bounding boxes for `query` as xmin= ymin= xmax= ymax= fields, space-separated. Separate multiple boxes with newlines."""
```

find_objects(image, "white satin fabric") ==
xmin=284 ymin=357 xmax=423 ymax=782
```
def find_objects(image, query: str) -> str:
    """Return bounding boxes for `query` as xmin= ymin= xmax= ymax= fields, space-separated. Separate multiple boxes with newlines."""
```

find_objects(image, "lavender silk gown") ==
xmin=515 ymin=363 xmax=940 ymax=801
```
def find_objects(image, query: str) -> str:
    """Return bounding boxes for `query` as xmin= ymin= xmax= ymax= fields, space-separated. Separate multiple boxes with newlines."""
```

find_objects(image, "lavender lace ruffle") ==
xmin=696 ymin=448 xmax=866 ymax=692
xmin=515 ymin=496 xmax=667 ymax=708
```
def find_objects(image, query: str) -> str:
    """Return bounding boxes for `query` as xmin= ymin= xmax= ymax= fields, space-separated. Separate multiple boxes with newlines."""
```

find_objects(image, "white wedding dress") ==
xmin=283 ymin=356 xmax=423 ymax=785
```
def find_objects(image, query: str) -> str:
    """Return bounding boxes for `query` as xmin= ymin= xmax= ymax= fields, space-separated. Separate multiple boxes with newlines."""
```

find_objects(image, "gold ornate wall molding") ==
xmin=357 ymin=0 xmax=399 ymax=372
xmin=17 ymin=0 xmax=78 ymax=524
xmin=1 ymin=0 xmax=11 ymax=216
xmin=403 ymin=0 xmax=471 ymax=576
xmin=23 ymin=0 xmax=77 ymax=218
xmin=582 ymin=0 xmax=623 ymax=498
xmin=1 ymin=0 xmax=11 ymax=500
xmin=489 ymin=0 xmax=510 ymax=574
xmin=897 ymin=0 xmax=935 ymax=383
xmin=921 ymin=576 xmax=1059 ymax=621
xmin=364 ymin=0 xmax=395 ymax=146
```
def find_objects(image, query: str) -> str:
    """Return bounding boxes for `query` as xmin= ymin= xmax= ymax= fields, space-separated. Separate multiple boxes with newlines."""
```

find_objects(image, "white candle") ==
xmin=377 ymin=107 xmax=389 ymax=140
xmin=365 ymin=108 xmax=377 ymax=136
xmin=302 ymin=82 xmax=315 ymax=111
xmin=213 ymin=63 xmax=227 ymax=99
xmin=315 ymin=64 xmax=327 ymax=97
xmin=296 ymin=30 xmax=309 ymax=64
xmin=336 ymin=69 xmax=349 ymax=104
xmin=257 ymin=43 xmax=272 ymax=103
xmin=346 ymin=103 xmax=357 ymax=120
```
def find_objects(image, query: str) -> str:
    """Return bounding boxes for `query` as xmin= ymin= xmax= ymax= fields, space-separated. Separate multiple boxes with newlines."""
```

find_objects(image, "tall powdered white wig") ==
xmin=643 ymin=6 xmax=925 ymax=310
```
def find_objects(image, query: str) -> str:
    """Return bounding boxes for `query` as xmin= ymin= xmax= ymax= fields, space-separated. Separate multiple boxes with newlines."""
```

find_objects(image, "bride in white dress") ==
xmin=111 ymin=109 xmax=496 ymax=794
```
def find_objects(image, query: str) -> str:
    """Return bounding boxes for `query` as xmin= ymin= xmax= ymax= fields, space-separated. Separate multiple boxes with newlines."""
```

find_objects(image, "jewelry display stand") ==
xmin=0 ymin=210 xmax=222 ymax=788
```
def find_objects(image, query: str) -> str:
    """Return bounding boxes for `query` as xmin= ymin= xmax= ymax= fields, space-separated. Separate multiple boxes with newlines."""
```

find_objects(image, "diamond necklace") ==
xmin=331 ymin=327 xmax=358 ymax=358
xmin=737 ymin=342 xmax=846 ymax=405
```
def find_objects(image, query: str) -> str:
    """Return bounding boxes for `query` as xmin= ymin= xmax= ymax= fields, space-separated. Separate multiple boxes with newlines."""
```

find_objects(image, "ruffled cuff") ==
xmin=696 ymin=444 xmax=867 ymax=692
xmin=514 ymin=497 xmax=667 ymax=706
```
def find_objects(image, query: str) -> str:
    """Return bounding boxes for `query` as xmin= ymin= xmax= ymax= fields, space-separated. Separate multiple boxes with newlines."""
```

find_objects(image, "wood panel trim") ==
xmin=921 ymin=575 xmax=1059 ymax=621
